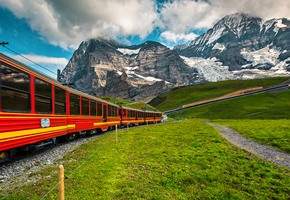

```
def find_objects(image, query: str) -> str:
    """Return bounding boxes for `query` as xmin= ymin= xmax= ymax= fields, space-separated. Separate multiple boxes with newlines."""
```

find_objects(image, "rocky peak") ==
xmin=59 ymin=38 xmax=202 ymax=102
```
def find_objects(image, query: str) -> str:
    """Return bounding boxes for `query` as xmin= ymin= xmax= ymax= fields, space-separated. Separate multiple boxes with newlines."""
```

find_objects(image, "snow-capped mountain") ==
xmin=60 ymin=13 xmax=290 ymax=102
xmin=175 ymin=13 xmax=290 ymax=76
xmin=59 ymin=39 xmax=202 ymax=102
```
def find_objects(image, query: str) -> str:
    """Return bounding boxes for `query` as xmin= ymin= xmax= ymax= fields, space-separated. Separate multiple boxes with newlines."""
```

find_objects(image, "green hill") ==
xmin=174 ymin=89 xmax=290 ymax=119
xmin=149 ymin=77 xmax=289 ymax=111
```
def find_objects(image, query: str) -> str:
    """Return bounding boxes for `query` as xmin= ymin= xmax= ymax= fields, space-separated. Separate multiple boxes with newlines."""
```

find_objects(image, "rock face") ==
xmin=59 ymin=39 xmax=202 ymax=102
xmin=175 ymin=13 xmax=290 ymax=71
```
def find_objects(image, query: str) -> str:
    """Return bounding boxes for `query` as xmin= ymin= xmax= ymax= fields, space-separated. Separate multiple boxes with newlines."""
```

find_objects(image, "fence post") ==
xmin=59 ymin=165 xmax=64 ymax=200
xmin=115 ymin=125 xmax=118 ymax=144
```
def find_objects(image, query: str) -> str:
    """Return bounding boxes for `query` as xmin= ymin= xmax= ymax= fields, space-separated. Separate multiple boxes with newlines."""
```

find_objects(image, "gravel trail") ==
xmin=209 ymin=123 xmax=290 ymax=169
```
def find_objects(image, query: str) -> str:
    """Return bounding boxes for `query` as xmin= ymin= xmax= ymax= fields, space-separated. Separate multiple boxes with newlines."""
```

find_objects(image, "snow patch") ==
xmin=238 ymin=47 xmax=290 ymax=78
xmin=181 ymin=56 xmax=235 ymax=82
xmin=273 ymin=19 xmax=287 ymax=34
xmin=241 ymin=46 xmax=280 ymax=67
xmin=212 ymin=43 xmax=226 ymax=51
xmin=117 ymin=48 xmax=140 ymax=55
xmin=117 ymin=71 xmax=123 ymax=76
xmin=276 ymin=19 xmax=287 ymax=28
xmin=207 ymin=27 xmax=225 ymax=44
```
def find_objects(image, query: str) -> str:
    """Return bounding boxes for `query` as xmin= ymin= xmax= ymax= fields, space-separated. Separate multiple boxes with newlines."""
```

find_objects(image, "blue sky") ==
xmin=0 ymin=0 xmax=289 ymax=78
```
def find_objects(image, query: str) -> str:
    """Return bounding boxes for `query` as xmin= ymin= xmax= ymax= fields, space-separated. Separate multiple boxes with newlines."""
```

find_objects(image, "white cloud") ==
xmin=18 ymin=54 xmax=69 ymax=66
xmin=159 ymin=0 xmax=290 ymax=34
xmin=1 ymin=0 xmax=290 ymax=50
xmin=0 ymin=0 xmax=158 ymax=49
xmin=12 ymin=53 xmax=69 ymax=76
xmin=160 ymin=31 xmax=198 ymax=43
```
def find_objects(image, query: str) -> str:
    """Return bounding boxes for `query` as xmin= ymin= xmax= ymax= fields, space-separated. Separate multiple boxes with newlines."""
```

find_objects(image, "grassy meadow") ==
xmin=149 ymin=77 xmax=289 ymax=111
xmin=1 ymin=120 xmax=289 ymax=199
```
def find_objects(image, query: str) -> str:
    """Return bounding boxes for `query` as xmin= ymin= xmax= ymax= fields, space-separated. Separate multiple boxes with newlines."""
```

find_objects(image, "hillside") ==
xmin=149 ymin=77 xmax=289 ymax=111
xmin=179 ymin=88 xmax=290 ymax=119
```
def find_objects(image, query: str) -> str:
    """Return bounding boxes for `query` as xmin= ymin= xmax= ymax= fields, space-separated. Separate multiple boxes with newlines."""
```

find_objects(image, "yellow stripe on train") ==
xmin=0 ymin=124 xmax=76 ymax=142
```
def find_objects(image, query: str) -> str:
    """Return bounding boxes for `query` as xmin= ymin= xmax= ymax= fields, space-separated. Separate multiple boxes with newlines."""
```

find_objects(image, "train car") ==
xmin=145 ymin=111 xmax=162 ymax=124
xmin=120 ymin=107 xmax=162 ymax=126
xmin=0 ymin=53 xmax=163 ymax=162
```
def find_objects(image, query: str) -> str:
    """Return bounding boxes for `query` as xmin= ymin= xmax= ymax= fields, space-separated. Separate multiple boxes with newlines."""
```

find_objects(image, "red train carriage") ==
xmin=0 ymin=53 xmax=162 ymax=162
xmin=120 ymin=107 xmax=162 ymax=127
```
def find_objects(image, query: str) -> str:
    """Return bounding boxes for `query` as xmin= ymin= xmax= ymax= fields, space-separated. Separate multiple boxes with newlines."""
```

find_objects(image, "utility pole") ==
xmin=0 ymin=42 xmax=9 ymax=46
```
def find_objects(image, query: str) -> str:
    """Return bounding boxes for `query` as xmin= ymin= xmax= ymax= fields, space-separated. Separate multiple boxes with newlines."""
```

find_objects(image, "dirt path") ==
xmin=209 ymin=123 xmax=290 ymax=169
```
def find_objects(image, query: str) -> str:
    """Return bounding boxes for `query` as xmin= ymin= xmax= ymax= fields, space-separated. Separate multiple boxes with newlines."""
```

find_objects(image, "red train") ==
xmin=0 ymin=53 xmax=162 ymax=162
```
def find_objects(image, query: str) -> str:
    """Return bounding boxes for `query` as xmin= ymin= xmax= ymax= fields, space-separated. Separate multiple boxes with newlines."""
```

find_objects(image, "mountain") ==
xmin=59 ymin=39 xmax=202 ymax=102
xmin=175 ymin=13 xmax=290 ymax=77
xmin=60 ymin=13 xmax=290 ymax=102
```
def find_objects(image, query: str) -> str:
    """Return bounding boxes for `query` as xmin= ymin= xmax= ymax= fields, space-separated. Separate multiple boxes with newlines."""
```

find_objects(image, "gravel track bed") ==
xmin=209 ymin=123 xmax=290 ymax=169
xmin=0 ymin=134 xmax=103 ymax=190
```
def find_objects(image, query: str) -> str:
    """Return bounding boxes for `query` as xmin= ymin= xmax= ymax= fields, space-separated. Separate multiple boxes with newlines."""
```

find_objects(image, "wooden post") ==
xmin=59 ymin=165 xmax=64 ymax=200
xmin=115 ymin=125 xmax=118 ymax=144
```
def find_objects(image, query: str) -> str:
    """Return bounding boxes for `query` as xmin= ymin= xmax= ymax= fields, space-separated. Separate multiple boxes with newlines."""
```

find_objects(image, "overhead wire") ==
xmin=0 ymin=43 xmax=58 ymax=76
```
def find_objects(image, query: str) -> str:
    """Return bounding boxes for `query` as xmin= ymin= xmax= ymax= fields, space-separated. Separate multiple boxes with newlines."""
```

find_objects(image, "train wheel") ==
xmin=0 ymin=151 xmax=10 ymax=163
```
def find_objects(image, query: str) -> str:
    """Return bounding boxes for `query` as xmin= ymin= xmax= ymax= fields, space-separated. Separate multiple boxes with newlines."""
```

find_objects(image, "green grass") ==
xmin=149 ymin=77 xmax=289 ymax=111
xmin=1 ymin=119 xmax=289 ymax=199
xmin=124 ymin=101 xmax=159 ymax=111
xmin=97 ymin=96 xmax=158 ymax=111
xmin=97 ymin=96 xmax=133 ymax=106
xmin=175 ymin=89 xmax=290 ymax=120
xmin=214 ymin=119 xmax=290 ymax=154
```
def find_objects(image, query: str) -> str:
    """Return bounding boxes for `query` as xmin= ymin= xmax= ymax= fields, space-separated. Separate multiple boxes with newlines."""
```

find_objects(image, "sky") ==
xmin=0 ymin=0 xmax=290 ymax=78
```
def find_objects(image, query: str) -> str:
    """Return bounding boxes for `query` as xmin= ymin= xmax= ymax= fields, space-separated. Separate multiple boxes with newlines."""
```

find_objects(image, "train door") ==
xmin=103 ymin=104 xmax=107 ymax=122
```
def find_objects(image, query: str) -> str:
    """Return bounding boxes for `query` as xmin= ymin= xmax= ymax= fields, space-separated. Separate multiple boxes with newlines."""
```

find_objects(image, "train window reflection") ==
xmin=97 ymin=102 xmax=102 ymax=116
xmin=35 ymin=78 xmax=52 ymax=113
xmin=82 ymin=98 xmax=89 ymax=116
xmin=90 ymin=100 xmax=96 ymax=116
xmin=70 ymin=94 xmax=80 ymax=115
xmin=0 ymin=62 xmax=30 ymax=112
xmin=55 ymin=86 xmax=66 ymax=115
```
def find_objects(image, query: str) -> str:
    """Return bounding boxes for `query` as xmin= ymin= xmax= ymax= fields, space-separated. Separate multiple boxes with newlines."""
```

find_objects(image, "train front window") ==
xmin=35 ymin=78 xmax=52 ymax=114
xmin=0 ymin=62 xmax=30 ymax=112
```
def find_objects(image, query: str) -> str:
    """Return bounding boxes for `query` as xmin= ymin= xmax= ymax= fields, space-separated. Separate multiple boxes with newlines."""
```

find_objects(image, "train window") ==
xmin=112 ymin=106 xmax=116 ymax=117
xmin=97 ymin=102 xmax=102 ymax=116
xmin=70 ymin=94 xmax=80 ymax=115
xmin=55 ymin=86 xmax=66 ymax=115
xmin=90 ymin=100 xmax=96 ymax=116
xmin=35 ymin=78 xmax=52 ymax=114
xmin=108 ymin=105 xmax=112 ymax=117
xmin=82 ymin=98 xmax=89 ymax=116
xmin=0 ymin=62 xmax=30 ymax=112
